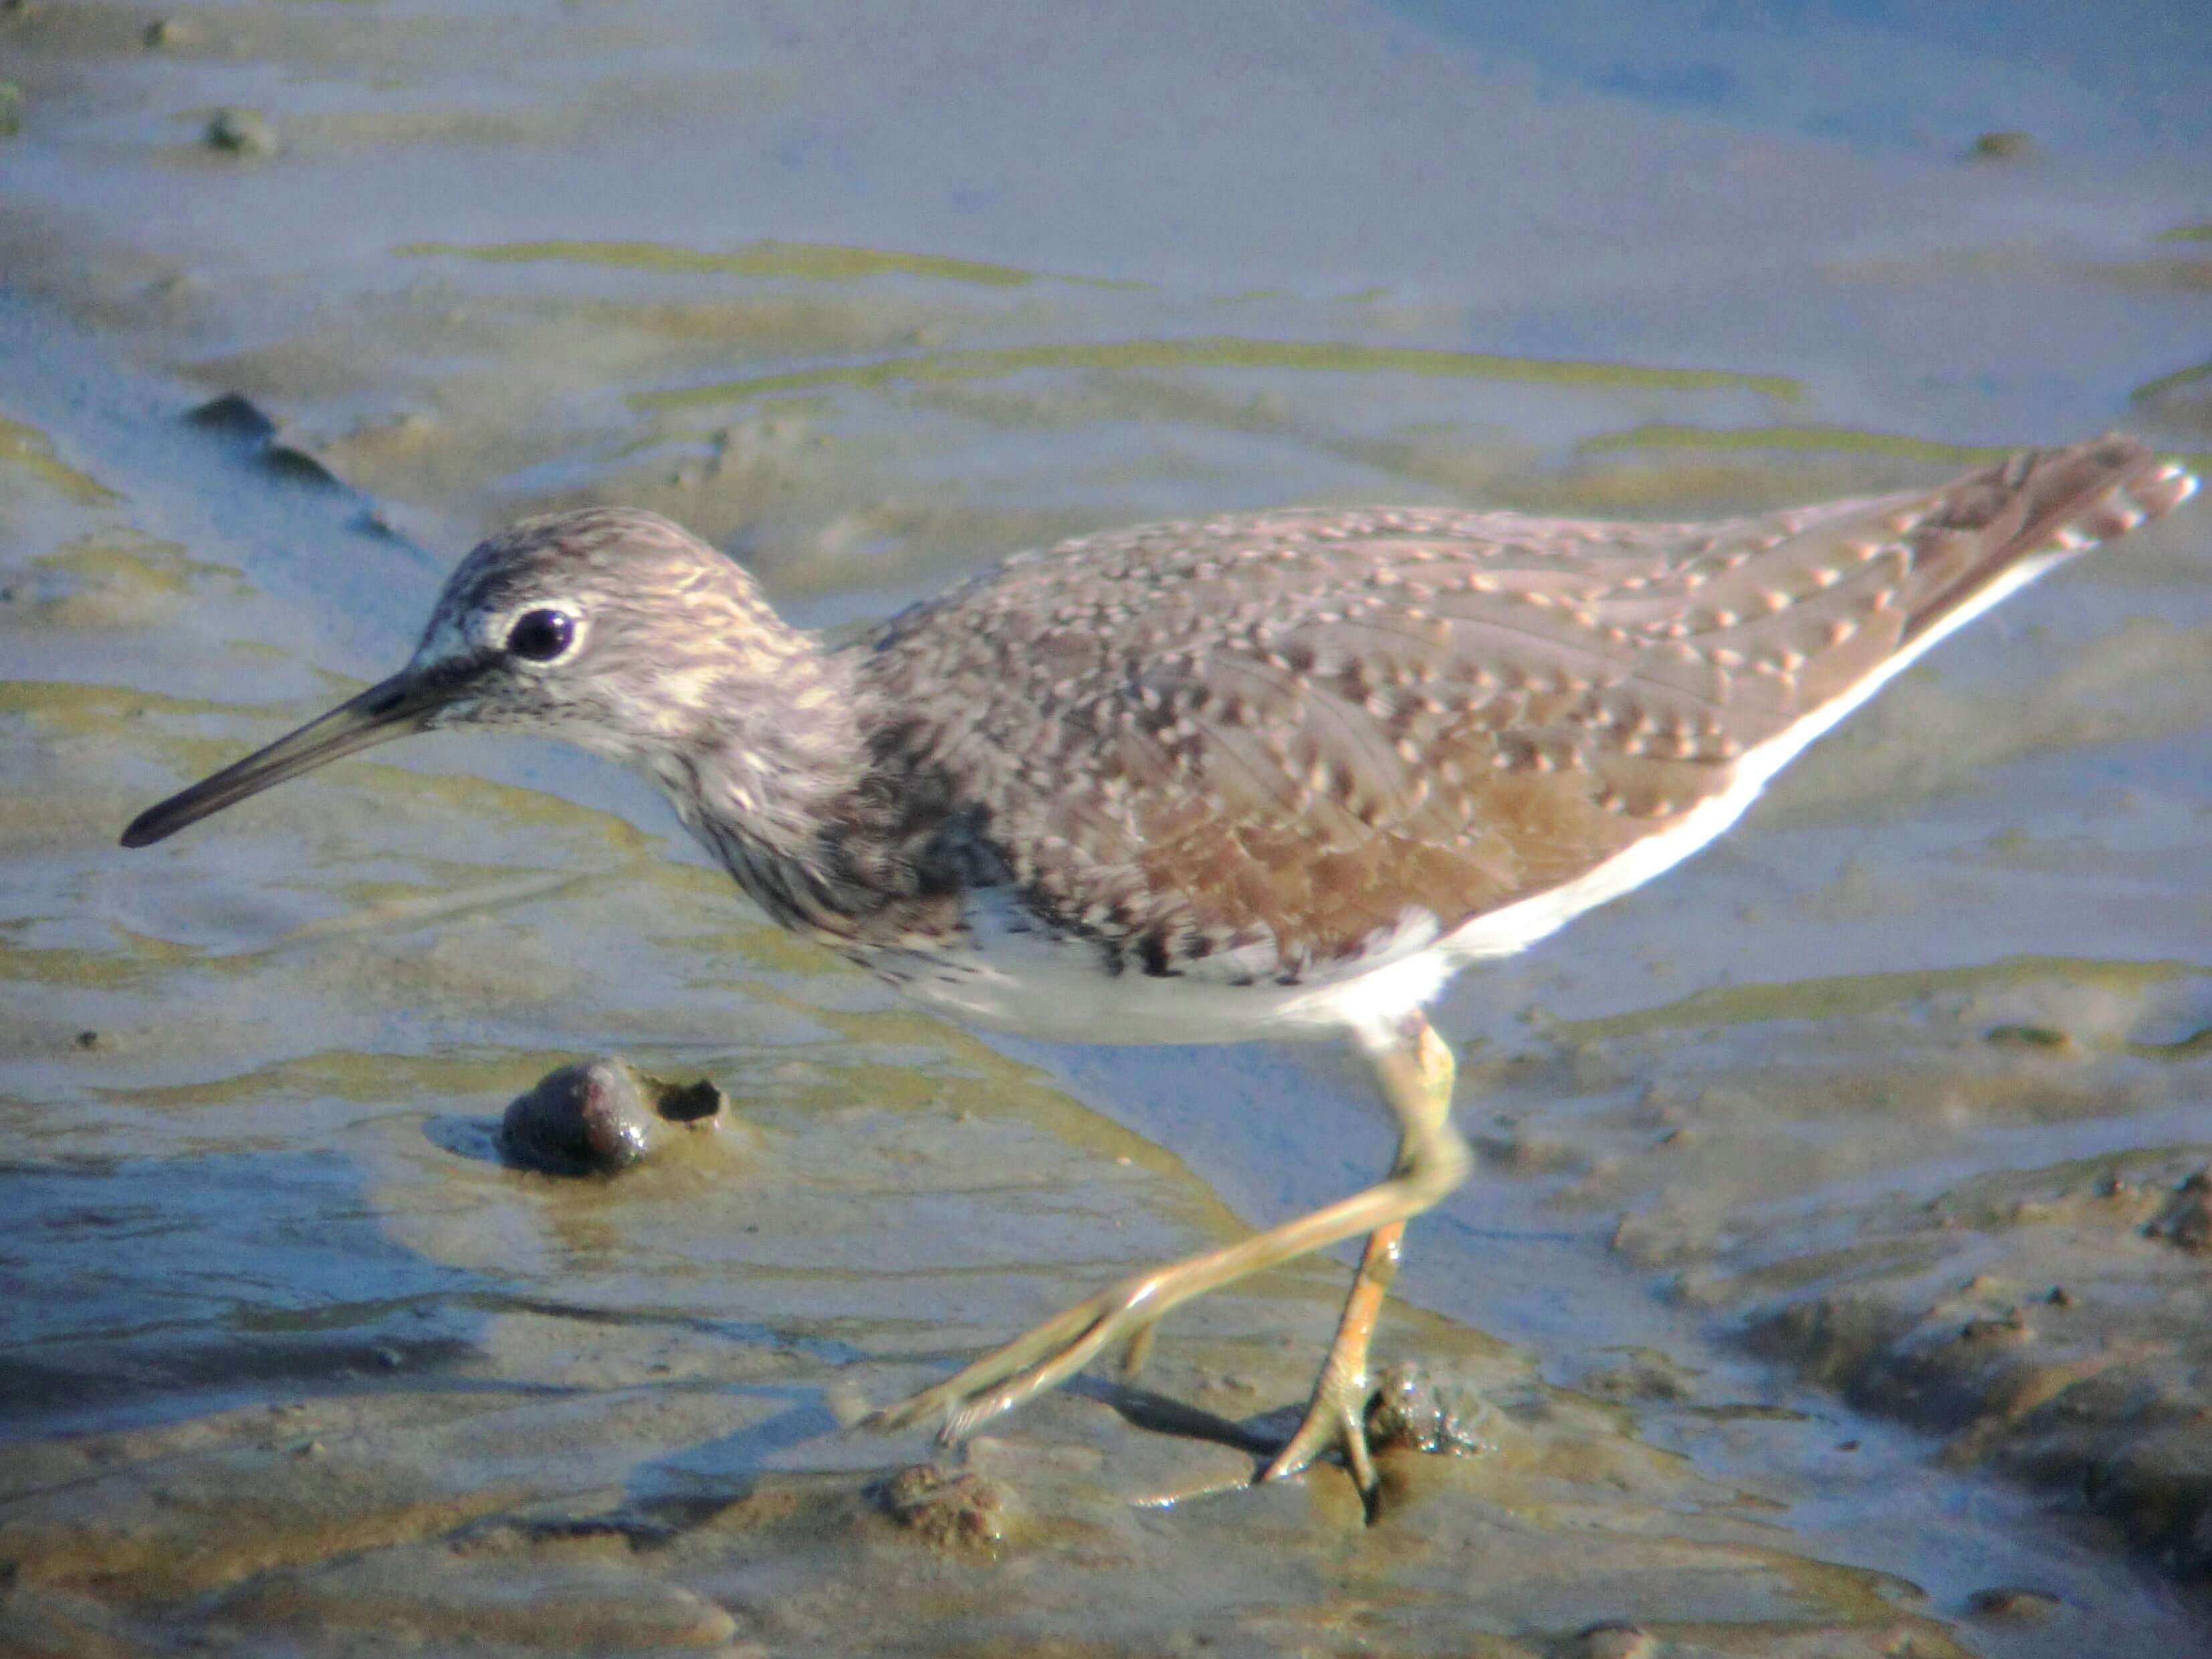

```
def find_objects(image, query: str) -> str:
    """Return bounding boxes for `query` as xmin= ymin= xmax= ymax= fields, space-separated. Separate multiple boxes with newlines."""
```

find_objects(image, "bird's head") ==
xmin=121 ymin=508 xmax=828 ymax=848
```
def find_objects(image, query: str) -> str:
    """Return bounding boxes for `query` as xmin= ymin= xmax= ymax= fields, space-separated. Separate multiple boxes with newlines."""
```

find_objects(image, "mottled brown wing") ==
xmin=860 ymin=436 xmax=2187 ymax=978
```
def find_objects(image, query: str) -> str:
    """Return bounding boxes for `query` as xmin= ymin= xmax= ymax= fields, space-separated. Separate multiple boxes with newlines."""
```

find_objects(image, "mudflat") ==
xmin=1 ymin=3 xmax=2207 ymax=1654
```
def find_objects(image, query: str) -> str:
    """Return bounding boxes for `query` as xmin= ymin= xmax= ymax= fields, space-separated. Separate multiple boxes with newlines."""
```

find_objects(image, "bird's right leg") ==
xmin=863 ymin=1010 xmax=1472 ymax=1470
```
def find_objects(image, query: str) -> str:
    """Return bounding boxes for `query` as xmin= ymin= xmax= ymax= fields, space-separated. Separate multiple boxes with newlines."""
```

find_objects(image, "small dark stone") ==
xmin=2144 ymin=1170 xmax=2212 ymax=1252
xmin=1967 ymin=1585 xmax=2060 ymax=1621
xmin=498 ymin=1057 xmax=727 ymax=1175
xmin=206 ymin=106 xmax=278 ymax=158
xmin=74 ymin=1030 xmax=100 ymax=1050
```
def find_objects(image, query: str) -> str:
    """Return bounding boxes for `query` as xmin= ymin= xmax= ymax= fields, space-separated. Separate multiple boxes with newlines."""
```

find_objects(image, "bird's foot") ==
xmin=1259 ymin=1363 xmax=1496 ymax=1509
xmin=1260 ymin=1360 xmax=1379 ymax=1497
xmin=862 ymin=1270 xmax=1170 ymax=1444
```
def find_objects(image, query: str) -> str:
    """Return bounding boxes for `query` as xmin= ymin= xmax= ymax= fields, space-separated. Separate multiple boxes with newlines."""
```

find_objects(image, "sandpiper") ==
xmin=123 ymin=433 xmax=2197 ymax=1495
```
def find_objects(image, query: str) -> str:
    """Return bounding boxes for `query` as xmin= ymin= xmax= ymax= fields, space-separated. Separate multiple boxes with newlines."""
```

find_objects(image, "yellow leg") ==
xmin=864 ymin=1012 xmax=1469 ymax=1484
xmin=1258 ymin=1013 xmax=1457 ymax=1488
xmin=1258 ymin=1220 xmax=1404 ymax=1490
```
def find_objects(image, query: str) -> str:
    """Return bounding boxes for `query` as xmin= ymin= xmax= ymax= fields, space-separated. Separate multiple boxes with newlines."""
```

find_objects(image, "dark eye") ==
xmin=506 ymin=609 xmax=575 ymax=662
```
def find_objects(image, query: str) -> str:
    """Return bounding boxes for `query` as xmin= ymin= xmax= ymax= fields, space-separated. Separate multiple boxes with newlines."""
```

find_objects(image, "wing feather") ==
xmin=857 ymin=437 xmax=2178 ymax=977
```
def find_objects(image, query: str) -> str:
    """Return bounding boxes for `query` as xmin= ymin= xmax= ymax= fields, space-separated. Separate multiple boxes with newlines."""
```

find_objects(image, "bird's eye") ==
xmin=505 ymin=609 xmax=576 ymax=663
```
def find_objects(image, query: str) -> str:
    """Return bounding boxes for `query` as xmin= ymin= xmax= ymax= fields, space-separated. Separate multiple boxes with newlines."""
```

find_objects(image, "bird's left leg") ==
xmin=861 ymin=1011 xmax=1470 ymax=1454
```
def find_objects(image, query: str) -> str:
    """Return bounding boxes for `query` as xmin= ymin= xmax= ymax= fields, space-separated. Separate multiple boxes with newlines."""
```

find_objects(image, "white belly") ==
xmin=858 ymin=891 xmax=1456 ymax=1046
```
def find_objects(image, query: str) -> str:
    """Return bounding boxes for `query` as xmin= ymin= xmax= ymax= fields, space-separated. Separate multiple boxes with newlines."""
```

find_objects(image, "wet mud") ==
xmin=3 ymin=1 xmax=2210 ymax=1654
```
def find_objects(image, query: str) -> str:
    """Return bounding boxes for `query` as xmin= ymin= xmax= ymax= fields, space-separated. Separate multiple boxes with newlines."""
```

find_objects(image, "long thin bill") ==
xmin=120 ymin=671 xmax=452 ymax=848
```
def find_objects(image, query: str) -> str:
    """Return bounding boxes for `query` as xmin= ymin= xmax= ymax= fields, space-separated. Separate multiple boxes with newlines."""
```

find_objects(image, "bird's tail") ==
xmin=1899 ymin=433 xmax=2197 ymax=645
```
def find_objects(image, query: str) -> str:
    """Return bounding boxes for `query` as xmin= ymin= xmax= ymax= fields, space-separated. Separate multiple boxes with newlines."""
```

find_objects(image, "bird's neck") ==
xmin=638 ymin=647 xmax=952 ymax=946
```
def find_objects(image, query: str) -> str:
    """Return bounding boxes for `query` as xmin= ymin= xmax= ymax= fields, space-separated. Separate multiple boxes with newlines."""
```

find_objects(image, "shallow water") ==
xmin=2 ymin=2 xmax=2209 ymax=1653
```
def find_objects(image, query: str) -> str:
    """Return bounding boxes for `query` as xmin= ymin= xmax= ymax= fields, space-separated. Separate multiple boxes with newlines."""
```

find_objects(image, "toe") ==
xmin=1260 ymin=1374 xmax=1378 ymax=1494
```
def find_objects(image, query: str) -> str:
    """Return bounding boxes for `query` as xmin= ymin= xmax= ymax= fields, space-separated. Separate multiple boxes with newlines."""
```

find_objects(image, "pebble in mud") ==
xmin=2143 ymin=1169 xmax=2212 ymax=1253
xmin=1966 ymin=1585 xmax=2061 ymax=1622
xmin=205 ymin=107 xmax=278 ymax=158
xmin=875 ymin=1464 xmax=1007 ymax=1553
xmin=497 ymin=1058 xmax=727 ymax=1175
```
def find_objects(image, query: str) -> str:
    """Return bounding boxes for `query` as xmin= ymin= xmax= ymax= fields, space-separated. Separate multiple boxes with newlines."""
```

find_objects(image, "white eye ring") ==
xmin=493 ymin=604 xmax=585 ymax=665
